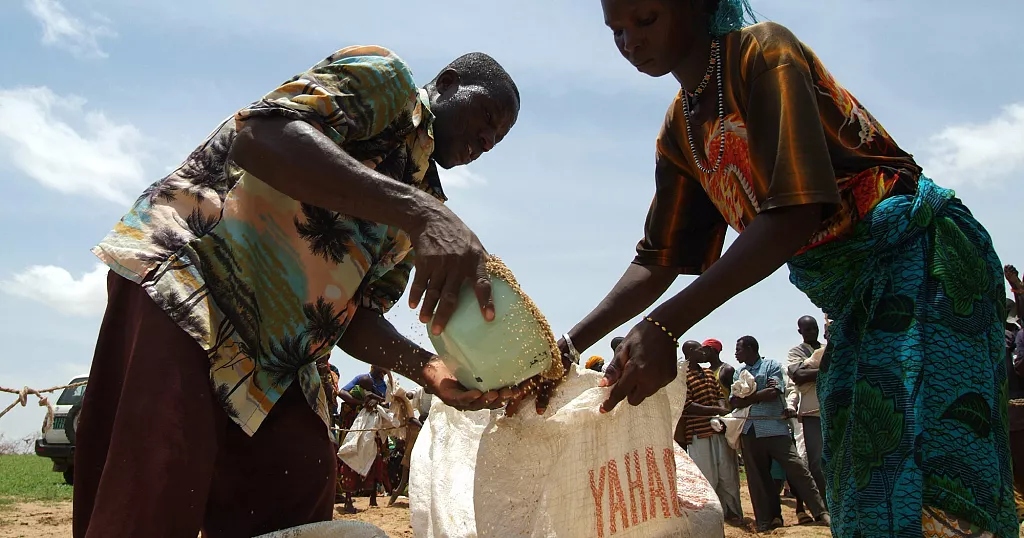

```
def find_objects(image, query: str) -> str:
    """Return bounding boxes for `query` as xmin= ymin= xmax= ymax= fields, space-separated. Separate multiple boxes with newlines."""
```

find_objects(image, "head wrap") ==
xmin=708 ymin=0 xmax=756 ymax=37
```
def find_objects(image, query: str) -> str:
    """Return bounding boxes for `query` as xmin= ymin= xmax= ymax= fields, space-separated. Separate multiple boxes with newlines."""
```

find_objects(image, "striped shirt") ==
xmin=740 ymin=358 xmax=791 ymax=438
xmin=681 ymin=366 xmax=724 ymax=445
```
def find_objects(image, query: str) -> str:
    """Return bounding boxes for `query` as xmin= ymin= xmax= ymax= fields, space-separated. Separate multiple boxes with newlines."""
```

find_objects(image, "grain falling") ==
xmin=485 ymin=255 xmax=564 ymax=380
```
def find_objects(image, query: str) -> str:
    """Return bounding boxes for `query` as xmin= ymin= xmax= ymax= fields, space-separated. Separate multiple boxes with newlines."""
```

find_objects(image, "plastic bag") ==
xmin=338 ymin=405 xmax=398 ymax=476
xmin=709 ymin=370 xmax=756 ymax=450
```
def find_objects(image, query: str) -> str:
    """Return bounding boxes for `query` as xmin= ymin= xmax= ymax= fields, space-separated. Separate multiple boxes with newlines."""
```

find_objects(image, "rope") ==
xmin=0 ymin=380 xmax=88 ymax=431
xmin=333 ymin=423 xmax=408 ymax=434
xmin=680 ymin=409 xmax=820 ymax=421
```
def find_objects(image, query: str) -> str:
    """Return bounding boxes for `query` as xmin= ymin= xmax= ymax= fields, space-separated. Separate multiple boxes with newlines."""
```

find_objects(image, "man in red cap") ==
xmin=702 ymin=338 xmax=735 ymax=404
xmin=675 ymin=341 xmax=744 ymax=524
xmin=698 ymin=337 xmax=743 ymax=525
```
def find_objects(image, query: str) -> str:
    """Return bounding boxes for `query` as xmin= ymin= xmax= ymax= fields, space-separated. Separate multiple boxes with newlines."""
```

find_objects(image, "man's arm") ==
xmin=337 ymin=308 xmax=516 ymax=410
xmin=337 ymin=374 xmax=369 ymax=404
xmin=336 ymin=310 xmax=437 ymax=387
xmin=719 ymin=364 xmax=735 ymax=388
xmin=338 ymin=389 xmax=358 ymax=405
xmin=232 ymin=117 xmax=439 ymax=236
xmin=685 ymin=399 xmax=729 ymax=416
xmin=731 ymin=365 xmax=784 ymax=409
xmin=791 ymin=365 xmax=819 ymax=384
xmin=785 ymin=369 xmax=799 ymax=413
xmin=230 ymin=51 xmax=494 ymax=332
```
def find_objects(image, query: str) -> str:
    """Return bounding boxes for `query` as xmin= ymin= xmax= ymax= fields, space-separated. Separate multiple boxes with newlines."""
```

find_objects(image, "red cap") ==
xmin=701 ymin=338 xmax=723 ymax=352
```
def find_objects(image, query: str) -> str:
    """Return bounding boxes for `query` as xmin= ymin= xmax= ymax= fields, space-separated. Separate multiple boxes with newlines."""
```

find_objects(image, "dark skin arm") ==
xmin=337 ymin=308 xmax=518 ymax=411
xmin=791 ymin=365 xmax=819 ymax=384
xmin=335 ymin=375 xmax=372 ymax=405
xmin=685 ymin=399 xmax=729 ymax=416
xmin=566 ymin=263 xmax=679 ymax=352
xmin=731 ymin=388 xmax=781 ymax=410
xmin=603 ymin=202 xmax=825 ymax=412
xmin=230 ymin=116 xmax=495 ymax=334
xmin=673 ymin=415 xmax=687 ymax=447
xmin=337 ymin=375 xmax=383 ymax=405
xmin=718 ymin=363 xmax=735 ymax=388
xmin=673 ymin=399 xmax=727 ymax=446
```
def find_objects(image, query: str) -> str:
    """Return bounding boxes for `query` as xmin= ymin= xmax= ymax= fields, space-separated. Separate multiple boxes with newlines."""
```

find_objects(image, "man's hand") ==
xmin=600 ymin=320 xmax=678 ymax=413
xmin=730 ymin=396 xmax=753 ymax=410
xmin=421 ymin=357 xmax=518 ymax=411
xmin=363 ymin=396 xmax=381 ymax=411
xmin=783 ymin=408 xmax=797 ymax=419
xmin=408 ymin=207 xmax=495 ymax=336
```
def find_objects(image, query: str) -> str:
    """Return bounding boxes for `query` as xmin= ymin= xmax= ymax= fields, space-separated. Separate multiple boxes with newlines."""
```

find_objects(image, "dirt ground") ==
xmin=1 ymin=494 xmax=1020 ymax=537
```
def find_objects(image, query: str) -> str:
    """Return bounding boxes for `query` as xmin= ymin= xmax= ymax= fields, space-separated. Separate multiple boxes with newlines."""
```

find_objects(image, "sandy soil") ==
xmin=0 ymin=501 xmax=73 ymax=538
xmin=2 ymin=494 xmax=1019 ymax=537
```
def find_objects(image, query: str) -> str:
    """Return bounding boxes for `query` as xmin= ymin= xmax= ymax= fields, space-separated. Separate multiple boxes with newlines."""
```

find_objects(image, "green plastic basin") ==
xmin=428 ymin=276 xmax=553 ymax=392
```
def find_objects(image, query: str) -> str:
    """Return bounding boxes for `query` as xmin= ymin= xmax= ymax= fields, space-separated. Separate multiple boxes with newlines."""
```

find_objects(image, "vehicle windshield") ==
xmin=56 ymin=378 xmax=88 ymax=406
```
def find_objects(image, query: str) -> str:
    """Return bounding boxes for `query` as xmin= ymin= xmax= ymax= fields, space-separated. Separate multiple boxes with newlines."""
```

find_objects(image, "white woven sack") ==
xmin=409 ymin=402 xmax=491 ymax=538
xmin=411 ymin=366 xmax=723 ymax=538
xmin=253 ymin=520 xmax=389 ymax=538
xmin=338 ymin=405 xmax=398 ymax=477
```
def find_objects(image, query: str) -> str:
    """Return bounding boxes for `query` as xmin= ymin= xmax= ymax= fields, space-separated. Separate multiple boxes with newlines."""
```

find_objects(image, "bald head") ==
xmin=798 ymin=315 xmax=820 ymax=345
xmin=682 ymin=340 xmax=704 ymax=366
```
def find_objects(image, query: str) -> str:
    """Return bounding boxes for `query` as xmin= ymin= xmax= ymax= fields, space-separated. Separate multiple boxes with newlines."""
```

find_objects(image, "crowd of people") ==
xmin=669 ymin=264 xmax=1024 ymax=534
xmin=671 ymin=317 xmax=831 ymax=531
xmin=321 ymin=364 xmax=432 ymax=514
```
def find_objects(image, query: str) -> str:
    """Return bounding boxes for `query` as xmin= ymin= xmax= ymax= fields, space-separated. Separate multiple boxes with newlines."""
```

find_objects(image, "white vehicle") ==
xmin=34 ymin=375 xmax=88 ymax=484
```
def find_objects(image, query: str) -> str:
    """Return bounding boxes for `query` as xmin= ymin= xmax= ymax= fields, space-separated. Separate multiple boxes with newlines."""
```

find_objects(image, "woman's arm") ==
xmin=601 ymin=203 xmax=824 ymax=412
xmin=651 ymin=202 xmax=825 ymax=336
xmin=565 ymin=263 xmax=678 ymax=351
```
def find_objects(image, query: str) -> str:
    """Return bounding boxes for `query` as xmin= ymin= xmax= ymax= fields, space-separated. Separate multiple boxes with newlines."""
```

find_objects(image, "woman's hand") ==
xmin=421 ymin=357 xmax=518 ymax=411
xmin=504 ymin=338 xmax=574 ymax=416
xmin=600 ymin=320 xmax=679 ymax=413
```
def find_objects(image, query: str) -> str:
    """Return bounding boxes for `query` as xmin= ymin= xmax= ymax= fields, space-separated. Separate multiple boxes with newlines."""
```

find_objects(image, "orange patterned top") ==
xmin=635 ymin=22 xmax=921 ymax=273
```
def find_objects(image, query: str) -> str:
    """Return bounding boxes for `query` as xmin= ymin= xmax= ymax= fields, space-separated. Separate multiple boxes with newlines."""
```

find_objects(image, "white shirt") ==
xmin=785 ymin=344 xmax=822 ymax=417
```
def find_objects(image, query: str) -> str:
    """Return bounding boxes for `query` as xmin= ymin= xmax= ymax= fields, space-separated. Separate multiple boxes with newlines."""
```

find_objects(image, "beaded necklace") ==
xmin=681 ymin=38 xmax=725 ymax=176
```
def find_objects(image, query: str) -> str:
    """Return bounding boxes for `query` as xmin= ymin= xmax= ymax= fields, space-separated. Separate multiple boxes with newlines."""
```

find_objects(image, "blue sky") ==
xmin=1 ymin=0 xmax=1022 ymax=438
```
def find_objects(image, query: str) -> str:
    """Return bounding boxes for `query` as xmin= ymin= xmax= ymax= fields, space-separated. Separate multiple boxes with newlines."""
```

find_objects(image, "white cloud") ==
xmin=0 ymin=264 xmax=108 ymax=318
xmin=438 ymin=166 xmax=487 ymax=189
xmin=922 ymin=103 xmax=1024 ymax=188
xmin=0 ymin=86 xmax=147 ymax=205
xmin=25 ymin=0 xmax=115 ymax=59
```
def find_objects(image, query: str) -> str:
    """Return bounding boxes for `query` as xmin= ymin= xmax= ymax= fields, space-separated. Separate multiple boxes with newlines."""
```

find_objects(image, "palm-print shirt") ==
xmin=92 ymin=46 xmax=444 ymax=435
xmin=635 ymin=22 xmax=922 ymax=273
